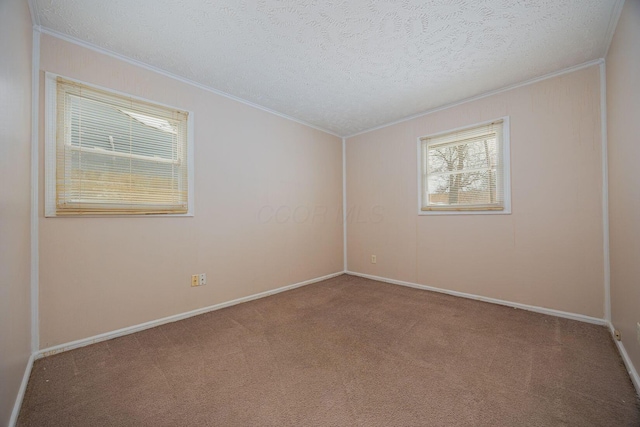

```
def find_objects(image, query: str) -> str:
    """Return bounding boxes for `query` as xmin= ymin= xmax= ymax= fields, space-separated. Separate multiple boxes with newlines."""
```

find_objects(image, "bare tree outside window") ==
xmin=427 ymin=137 xmax=497 ymax=205
xmin=420 ymin=120 xmax=506 ymax=212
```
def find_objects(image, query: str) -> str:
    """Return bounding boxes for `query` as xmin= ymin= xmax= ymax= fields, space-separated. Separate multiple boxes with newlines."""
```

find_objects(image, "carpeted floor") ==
xmin=18 ymin=274 xmax=640 ymax=426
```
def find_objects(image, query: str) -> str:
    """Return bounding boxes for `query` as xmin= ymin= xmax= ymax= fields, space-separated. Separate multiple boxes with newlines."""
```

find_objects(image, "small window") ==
xmin=45 ymin=74 xmax=193 ymax=216
xmin=419 ymin=118 xmax=510 ymax=214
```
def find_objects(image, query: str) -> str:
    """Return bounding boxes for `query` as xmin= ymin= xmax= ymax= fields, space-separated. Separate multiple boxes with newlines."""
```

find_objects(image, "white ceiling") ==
xmin=33 ymin=0 xmax=620 ymax=137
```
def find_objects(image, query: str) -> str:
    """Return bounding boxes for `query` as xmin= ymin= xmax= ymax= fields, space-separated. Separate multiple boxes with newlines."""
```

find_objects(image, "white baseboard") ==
xmin=16 ymin=270 xmax=638 ymax=424
xmin=36 ymin=271 xmax=344 ymax=359
xmin=608 ymin=322 xmax=640 ymax=396
xmin=9 ymin=353 xmax=35 ymax=427
xmin=346 ymin=271 xmax=607 ymax=326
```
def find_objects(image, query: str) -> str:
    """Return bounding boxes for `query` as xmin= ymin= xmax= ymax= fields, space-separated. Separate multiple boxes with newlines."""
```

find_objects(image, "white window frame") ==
xmin=417 ymin=116 xmax=511 ymax=216
xmin=44 ymin=72 xmax=195 ymax=217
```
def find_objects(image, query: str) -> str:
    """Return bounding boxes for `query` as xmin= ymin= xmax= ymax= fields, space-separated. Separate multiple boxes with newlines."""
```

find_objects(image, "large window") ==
xmin=45 ymin=74 xmax=193 ymax=216
xmin=419 ymin=118 xmax=510 ymax=214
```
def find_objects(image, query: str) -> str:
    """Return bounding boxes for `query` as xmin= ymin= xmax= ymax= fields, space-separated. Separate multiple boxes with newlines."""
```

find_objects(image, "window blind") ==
xmin=420 ymin=120 xmax=504 ymax=211
xmin=54 ymin=77 xmax=189 ymax=215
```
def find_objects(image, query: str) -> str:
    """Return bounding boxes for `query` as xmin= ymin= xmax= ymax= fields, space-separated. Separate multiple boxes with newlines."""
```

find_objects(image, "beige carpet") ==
xmin=18 ymin=274 xmax=640 ymax=426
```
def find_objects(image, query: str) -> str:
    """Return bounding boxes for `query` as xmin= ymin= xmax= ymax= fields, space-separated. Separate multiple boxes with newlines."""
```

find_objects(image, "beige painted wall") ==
xmin=0 ymin=0 xmax=33 ymax=424
xmin=346 ymin=65 xmax=604 ymax=318
xmin=38 ymin=35 xmax=343 ymax=349
xmin=607 ymin=0 xmax=640 ymax=379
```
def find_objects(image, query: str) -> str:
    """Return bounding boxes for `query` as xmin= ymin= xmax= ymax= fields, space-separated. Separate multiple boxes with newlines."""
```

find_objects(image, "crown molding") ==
xmin=344 ymin=58 xmax=604 ymax=139
xmin=26 ymin=0 xmax=40 ymax=27
xmin=603 ymin=0 xmax=625 ymax=59
xmin=32 ymin=11 xmax=613 ymax=140
xmin=35 ymin=27 xmax=342 ymax=138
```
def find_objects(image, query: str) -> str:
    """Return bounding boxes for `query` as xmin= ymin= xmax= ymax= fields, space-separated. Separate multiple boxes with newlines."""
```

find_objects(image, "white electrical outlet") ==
xmin=371 ymin=255 xmax=377 ymax=264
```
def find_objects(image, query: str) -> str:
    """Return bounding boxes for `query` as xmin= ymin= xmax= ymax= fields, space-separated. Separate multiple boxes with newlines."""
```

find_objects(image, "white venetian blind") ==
xmin=421 ymin=120 xmax=504 ymax=211
xmin=54 ymin=77 xmax=189 ymax=215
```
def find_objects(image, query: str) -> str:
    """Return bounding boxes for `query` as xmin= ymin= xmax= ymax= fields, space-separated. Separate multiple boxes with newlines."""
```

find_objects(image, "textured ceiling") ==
xmin=33 ymin=0 xmax=618 ymax=136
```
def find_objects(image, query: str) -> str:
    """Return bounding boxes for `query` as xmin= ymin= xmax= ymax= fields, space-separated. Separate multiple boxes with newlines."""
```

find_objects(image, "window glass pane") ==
xmin=54 ymin=77 xmax=189 ymax=215
xmin=68 ymin=95 xmax=177 ymax=160
xmin=421 ymin=121 xmax=504 ymax=211
xmin=427 ymin=170 xmax=498 ymax=206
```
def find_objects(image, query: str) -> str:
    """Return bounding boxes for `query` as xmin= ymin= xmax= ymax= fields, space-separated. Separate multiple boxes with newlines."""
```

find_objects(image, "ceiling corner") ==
xmin=27 ymin=0 xmax=40 ymax=28
xmin=602 ymin=0 xmax=625 ymax=58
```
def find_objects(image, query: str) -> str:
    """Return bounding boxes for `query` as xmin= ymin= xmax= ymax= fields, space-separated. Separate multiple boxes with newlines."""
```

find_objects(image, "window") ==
xmin=419 ymin=118 xmax=510 ymax=214
xmin=45 ymin=74 xmax=193 ymax=216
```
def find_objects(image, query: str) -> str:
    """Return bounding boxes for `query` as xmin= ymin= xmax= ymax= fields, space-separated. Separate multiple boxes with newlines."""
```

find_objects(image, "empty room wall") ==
xmin=607 ymin=0 xmax=640 ymax=377
xmin=346 ymin=65 xmax=604 ymax=318
xmin=38 ymin=35 xmax=343 ymax=349
xmin=0 ymin=0 xmax=33 ymax=423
